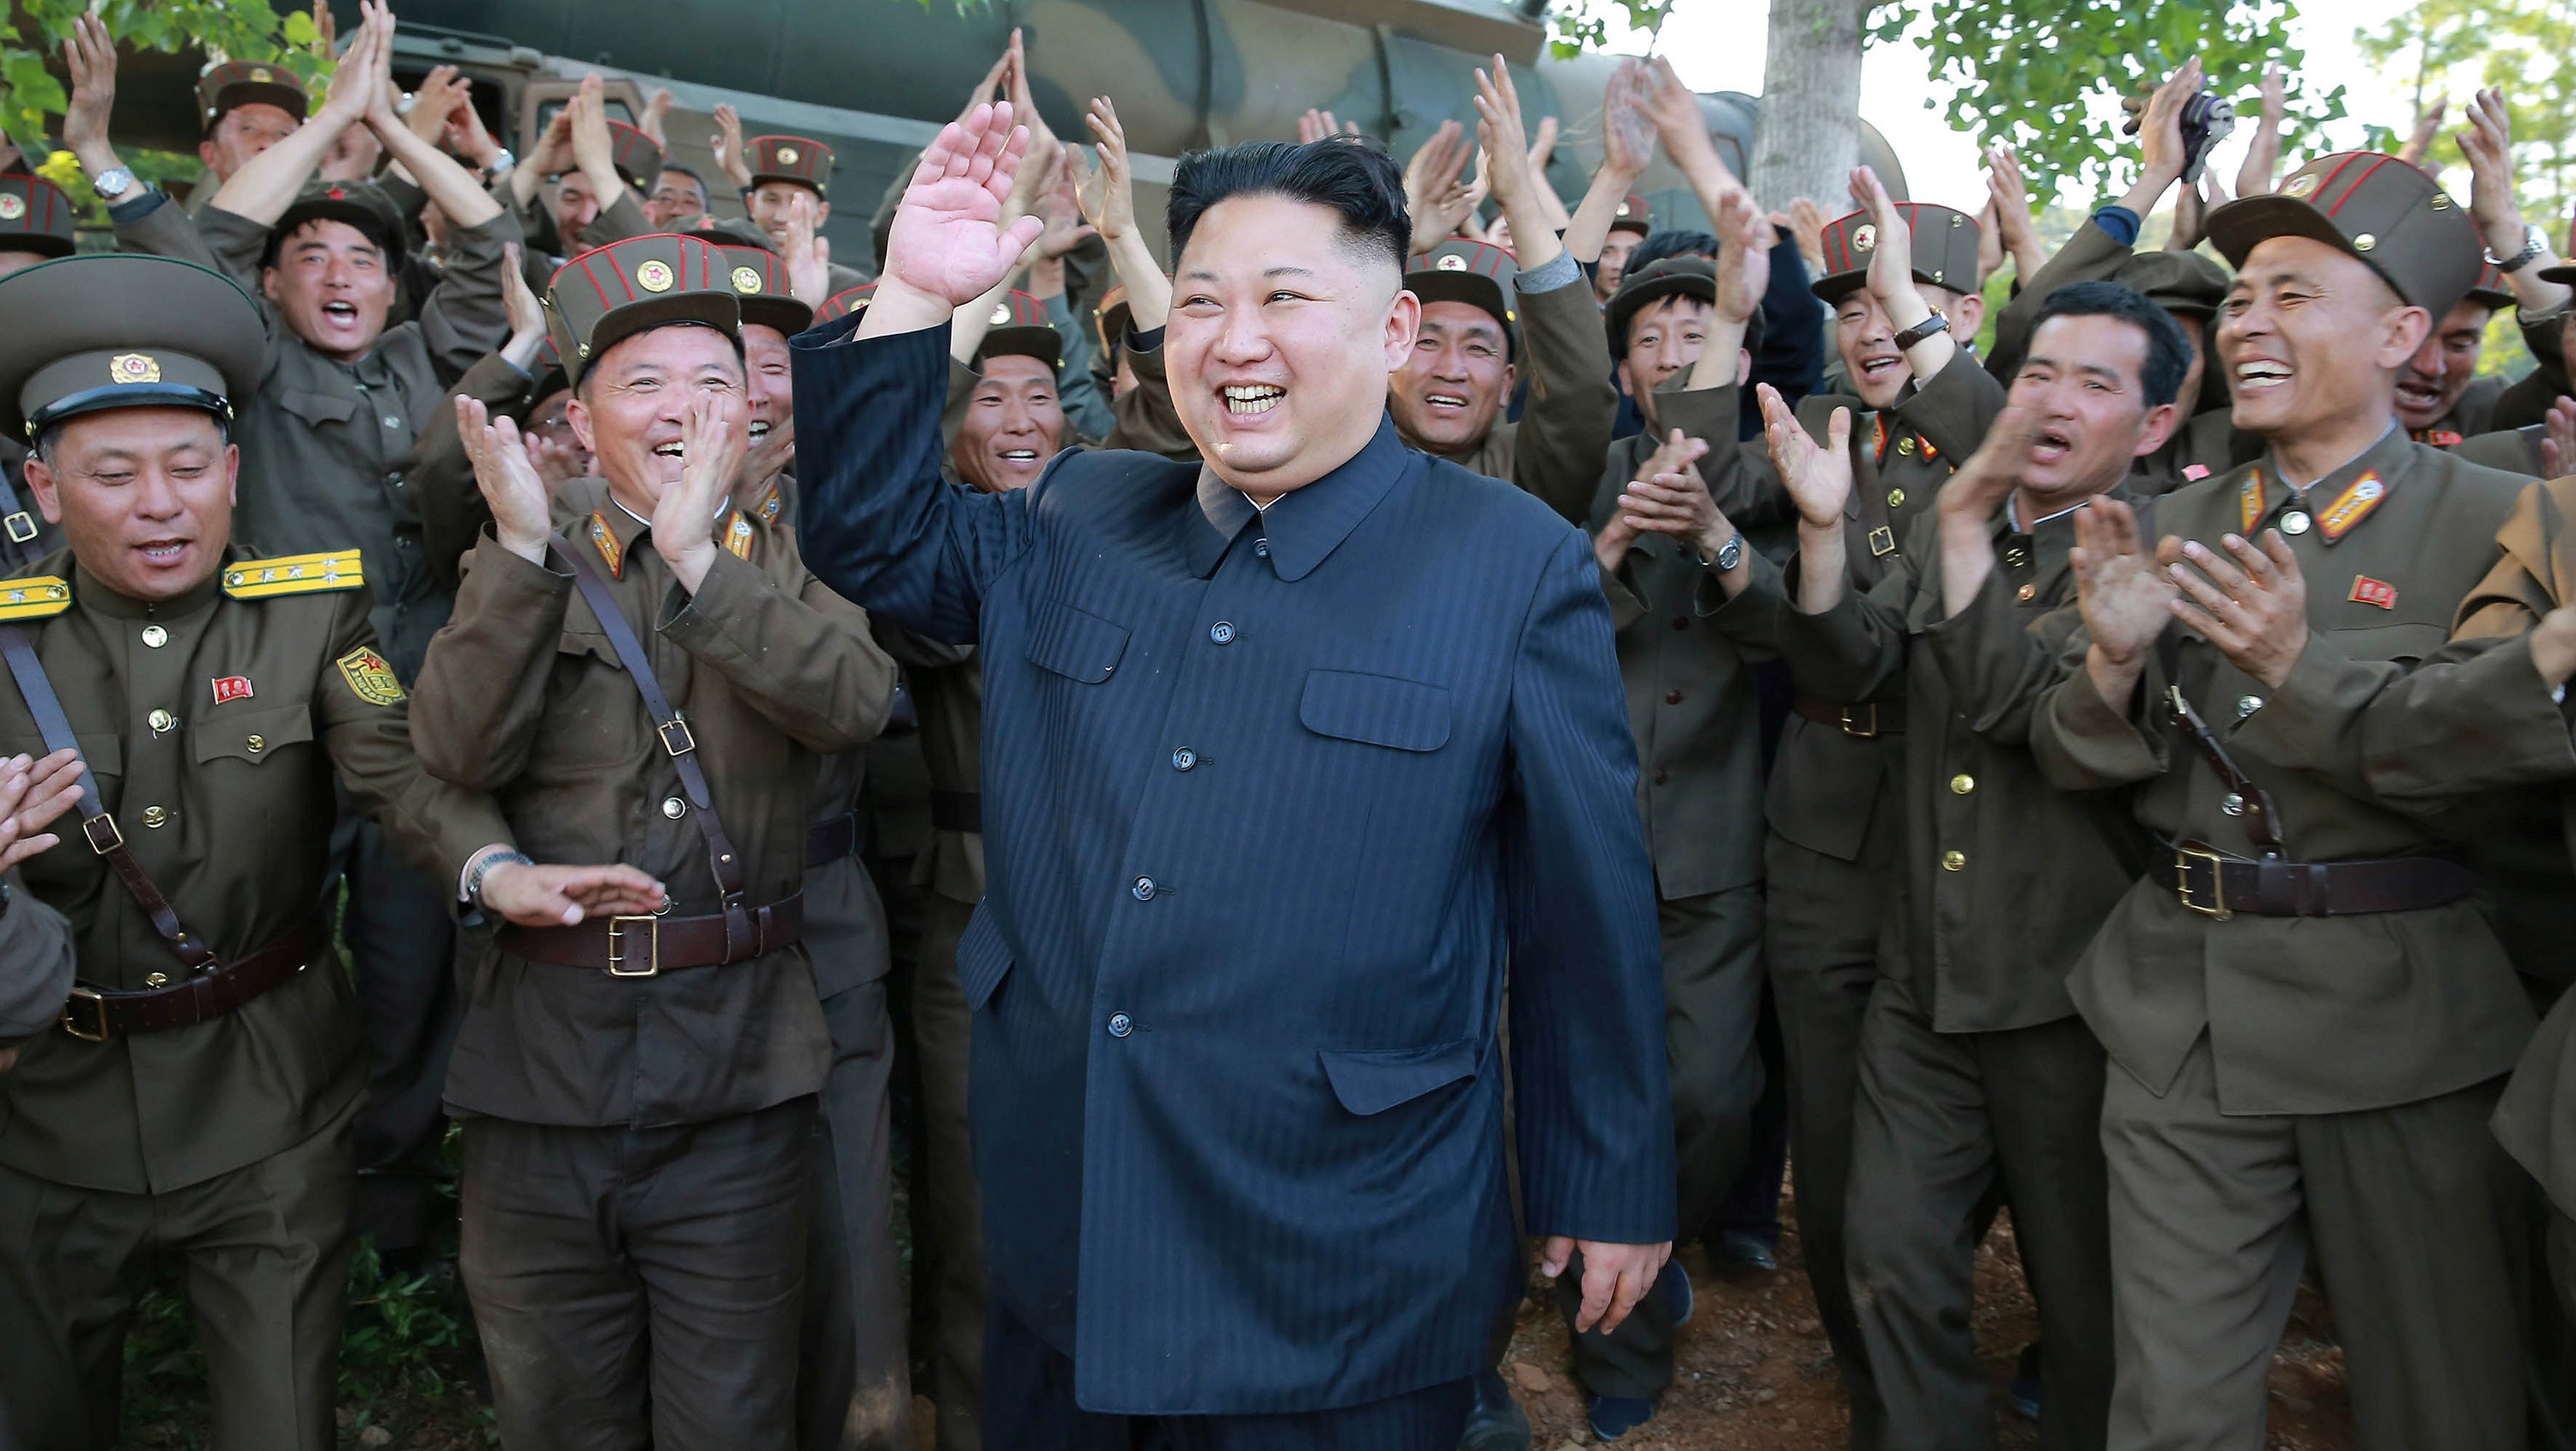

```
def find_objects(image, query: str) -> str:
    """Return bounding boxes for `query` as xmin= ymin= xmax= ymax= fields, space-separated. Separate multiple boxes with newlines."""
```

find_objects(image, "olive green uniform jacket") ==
xmin=414 ymin=506 xmax=897 ymax=1126
xmin=1776 ymin=492 xmax=2154 ymax=1031
xmin=0 ymin=549 xmax=509 ymax=1193
xmin=115 ymin=195 xmax=521 ymax=683
xmin=1406 ymin=270 xmax=1619 ymax=526
xmin=2021 ymin=429 xmax=2537 ymax=1113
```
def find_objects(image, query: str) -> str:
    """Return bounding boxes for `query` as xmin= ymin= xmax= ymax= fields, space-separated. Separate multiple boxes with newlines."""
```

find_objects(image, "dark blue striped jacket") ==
xmin=792 ymin=317 xmax=1673 ymax=1415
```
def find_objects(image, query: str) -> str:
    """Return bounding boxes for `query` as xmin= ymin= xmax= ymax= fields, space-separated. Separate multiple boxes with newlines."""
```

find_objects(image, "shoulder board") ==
xmin=0 ymin=576 xmax=71 ymax=622
xmin=222 ymin=549 xmax=364 ymax=599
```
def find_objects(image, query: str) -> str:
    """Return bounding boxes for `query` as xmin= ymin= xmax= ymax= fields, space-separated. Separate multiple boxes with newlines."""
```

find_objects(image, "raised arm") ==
xmin=2235 ymin=64 xmax=2287 ymax=197
xmin=1561 ymin=59 xmax=1654 ymax=271
xmin=795 ymin=103 xmax=1048 ymax=640
xmin=60 ymin=15 xmax=146 ymax=207
xmin=209 ymin=0 xmax=387 ymax=225
xmin=2461 ymin=88 xmax=2573 ymax=316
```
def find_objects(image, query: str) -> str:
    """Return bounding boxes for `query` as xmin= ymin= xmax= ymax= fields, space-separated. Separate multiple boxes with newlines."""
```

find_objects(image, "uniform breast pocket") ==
xmin=191 ymin=701 xmax=313 ymax=767
xmin=276 ymin=386 xmax=360 ymax=428
xmin=2325 ymin=621 xmax=2450 ymax=666
xmin=1023 ymin=601 xmax=1129 ymax=684
xmin=0 ymin=732 xmax=120 ymax=782
xmin=1298 ymin=670 xmax=1452 ymax=753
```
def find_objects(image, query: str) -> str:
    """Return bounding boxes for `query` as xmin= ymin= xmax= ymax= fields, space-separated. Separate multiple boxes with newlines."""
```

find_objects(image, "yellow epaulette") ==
xmin=222 ymin=549 xmax=364 ymax=599
xmin=0 ymin=576 xmax=70 ymax=622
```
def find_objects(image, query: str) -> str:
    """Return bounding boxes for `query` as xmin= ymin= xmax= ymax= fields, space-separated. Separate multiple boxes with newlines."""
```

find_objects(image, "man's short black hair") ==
xmin=2029 ymin=280 xmax=2190 ymax=409
xmin=659 ymin=164 xmax=710 ymax=208
xmin=1625 ymin=229 xmax=1720 ymax=271
xmin=575 ymin=319 xmax=747 ymax=398
xmin=1167 ymin=138 xmax=1409 ymax=276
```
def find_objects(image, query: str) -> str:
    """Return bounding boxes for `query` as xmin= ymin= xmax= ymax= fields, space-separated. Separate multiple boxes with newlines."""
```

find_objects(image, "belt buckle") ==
xmin=1838 ymin=703 xmax=1879 ymax=739
xmin=2173 ymin=846 xmax=2232 ymax=920
xmin=658 ymin=715 xmax=696 ymax=757
xmin=82 ymin=812 xmax=122 ymax=855
xmin=606 ymin=915 xmax=660 ymax=977
xmin=1866 ymin=525 xmax=1897 ymax=557
xmin=60 ymin=987 xmax=110 ymax=1042
xmin=4 ymin=512 xmax=36 ymax=544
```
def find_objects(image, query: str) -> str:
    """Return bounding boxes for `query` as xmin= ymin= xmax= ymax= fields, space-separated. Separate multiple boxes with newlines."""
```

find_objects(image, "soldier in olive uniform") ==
xmin=416 ymin=233 xmax=897 ymax=1449
xmin=744 ymin=136 xmax=874 ymax=295
xmin=2016 ymin=153 xmax=2534 ymax=1451
xmin=187 ymin=58 xmax=309 ymax=213
xmin=1700 ymin=173 xmax=2002 ymax=1445
xmin=107 ymin=11 xmax=525 ymax=1260
xmin=0 ymin=252 xmax=652 ymax=1451
xmin=0 ymin=173 xmax=77 ymax=571
xmin=1758 ymin=282 xmax=2201 ymax=1451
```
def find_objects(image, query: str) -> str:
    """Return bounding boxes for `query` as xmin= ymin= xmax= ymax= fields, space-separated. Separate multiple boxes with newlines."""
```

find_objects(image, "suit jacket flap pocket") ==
xmin=191 ymin=701 xmax=315 ymax=765
xmin=957 ymin=903 xmax=1013 ymax=1012
xmin=1319 ymin=1037 xmax=1478 ymax=1114
xmin=1299 ymin=671 xmax=1452 ymax=751
xmin=1024 ymin=601 xmax=1129 ymax=683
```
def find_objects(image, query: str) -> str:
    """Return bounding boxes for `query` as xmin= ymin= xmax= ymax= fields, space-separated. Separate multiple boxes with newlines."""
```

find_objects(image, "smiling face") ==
xmin=2009 ymin=312 xmax=2178 ymax=503
xmin=951 ymin=353 xmax=1066 ymax=494
xmin=647 ymin=169 xmax=709 ymax=229
xmin=1596 ymin=230 xmax=1643 ymax=302
xmin=553 ymin=173 xmax=600 ymax=248
xmin=263 ymin=219 xmax=396 ymax=363
xmin=25 ymin=407 xmax=236 ymax=601
xmin=567 ymin=323 xmax=748 ymax=516
xmin=1833 ymin=282 xmax=1984 ymax=410
xmin=2217 ymin=236 xmax=2427 ymax=444
xmin=1167 ymin=194 xmax=1416 ymax=500
xmin=748 ymin=182 xmax=827 ymax=246
xmin=199 ymin=102 xmax=298 ymax=184
xmin=744 ymin=323 xmax=793 ymax=459
xmin=1618 ymin=293 xmax=1714 ymax=431
xmin=1388 ymin=300 xmax=1514 ymax=453
xmin=2394 ymin=297 xmax=2493 ymax=431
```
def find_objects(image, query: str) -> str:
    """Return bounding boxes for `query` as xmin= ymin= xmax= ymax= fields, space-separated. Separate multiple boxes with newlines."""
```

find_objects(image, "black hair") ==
xmin=33 ymin=411 xmax=231 ymax=465
xmin=1625 ymin=229 xmax=1720 ymax=271
xmin=660 ymin=163 xmax=710 ymax=208
xmin=1167 ymin=137 xmax=1409 ymax=275
xmin=2029 ymin=280 xmax=2190 ymax=408
xmin=576 ymin=319 xmax=748 ymax=398
xmin=258 ymin=214 xmax=394 ymax=271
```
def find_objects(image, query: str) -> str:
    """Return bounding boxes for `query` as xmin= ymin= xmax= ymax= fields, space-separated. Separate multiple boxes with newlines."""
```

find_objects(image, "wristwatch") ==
xmin=1893 ymin=310 xmax=1950 ymax=350
xmin=88 ymin=167 xmax=133 ymax=201
xmin=1698 ymin=532 xmax=1745 ymax=571
xmin=483 ymin=147 xmax=516 ymax=179
xmin=2491 ymin=224 xmax=2548 ymax=274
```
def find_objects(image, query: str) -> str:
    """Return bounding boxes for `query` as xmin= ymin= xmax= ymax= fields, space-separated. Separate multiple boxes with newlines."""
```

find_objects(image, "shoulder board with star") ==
xmin=0 ymin=575 xmax=71 ymax=622
xmin=222 ymin=549 xmax=365 ymax=599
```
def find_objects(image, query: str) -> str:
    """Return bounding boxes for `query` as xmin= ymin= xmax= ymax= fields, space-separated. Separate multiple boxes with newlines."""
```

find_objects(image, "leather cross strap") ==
xmin=0 ymin=468 xmax=45 ymax=573
xmin=0 ymin=622 xmax=218 ymax=972
xmin=59 ymin=916 xmax=327 ymax=1041
xmin=1792 ymin=694 xmax=1905 ymax=739
xmin=2149 ymin=842 xmax=2477 ymax=918
xmin=2163 ymin=683 xmax=2284 ymax=854
xmin=805 ymin=810 xmax=861 ymax=869
xmin=550 ymin=540 xmax=762 ymax=962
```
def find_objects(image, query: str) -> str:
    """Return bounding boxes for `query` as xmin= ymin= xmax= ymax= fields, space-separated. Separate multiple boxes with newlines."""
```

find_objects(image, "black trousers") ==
xmin=1844 ymin=980 xmax=2111 ymax=1451
xmin=982 ymin=1300 xmax=1472 ymax=1450
xmin=460 ymin=1097 xmax=816 ymax=1451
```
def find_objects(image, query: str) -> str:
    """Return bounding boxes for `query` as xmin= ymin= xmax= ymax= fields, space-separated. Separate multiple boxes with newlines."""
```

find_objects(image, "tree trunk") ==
xmin=1748 ymin=0 xmax=1873 ymax=211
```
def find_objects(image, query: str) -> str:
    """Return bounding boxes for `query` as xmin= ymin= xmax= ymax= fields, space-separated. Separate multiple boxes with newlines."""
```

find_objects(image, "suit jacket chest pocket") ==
xmin=190 ymin=700 xmax=315 ymax=768
xmin=1299 ymin=671 xmax=1452 ymax=754
xmin=1024 ymin=601 xmax=1129 ymax=684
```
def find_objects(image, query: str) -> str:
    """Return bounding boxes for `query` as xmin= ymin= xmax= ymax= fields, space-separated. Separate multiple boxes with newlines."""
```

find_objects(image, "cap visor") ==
xmin=977 ymin=326 xmax=1061 ymax=369
xmin=578 ymin=296 xmax=744 ymax=384
xmin=1408 ymin=273 xmax=1515 ymax=336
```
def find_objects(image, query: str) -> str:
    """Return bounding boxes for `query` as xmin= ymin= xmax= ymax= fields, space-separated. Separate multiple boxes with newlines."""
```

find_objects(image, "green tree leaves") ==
xmin=0 ymin=0 xmax=335 ymax=155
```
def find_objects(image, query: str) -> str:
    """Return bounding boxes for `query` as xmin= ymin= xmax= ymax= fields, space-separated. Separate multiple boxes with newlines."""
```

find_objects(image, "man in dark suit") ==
xmin=790 ymin=104 xmax=1675 ymax=1447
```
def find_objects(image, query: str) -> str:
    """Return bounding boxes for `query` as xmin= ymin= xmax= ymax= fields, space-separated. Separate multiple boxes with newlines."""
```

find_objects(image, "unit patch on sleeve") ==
xmin=336 ymin=647 xmax=406 ymax=706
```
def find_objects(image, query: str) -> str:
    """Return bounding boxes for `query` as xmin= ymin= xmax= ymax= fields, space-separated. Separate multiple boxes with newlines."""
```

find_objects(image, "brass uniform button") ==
xmin=1950 ymin=774 xmax=1975 ymax=795
xmin=245 ymin=734 xmax=265 ymax=755
xmin=146 ymin=708 xmax=174 ymax=732
xmin=2016 ymin=583 xmax=2038 ymax=602
xmin=1897 ymin=437 xmax=1916 ymax=456
xmin=140 ymin=625 xmax=167 ymax=648
xmin=143 ymin=972 xmax=169 ymax=988
xmin=1887 ymin=488 xmax=1907 ymax=508
xmin=140 ymin=804 xmax=167 ymax=828
xmin=1941 ymin=849 xmax=1966 ymax=871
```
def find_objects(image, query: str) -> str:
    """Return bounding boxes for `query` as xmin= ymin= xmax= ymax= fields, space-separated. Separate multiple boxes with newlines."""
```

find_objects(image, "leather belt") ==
xmin=499 ymin=893 xmax=804 ymax=976
xmin=2148 ymin=842 xmax=2478 ymax=919
xmin=60 ymin=916 xmax=329 ymax=1042
xmin=805 ymin=811 xmax=860 ymax=868
xmin=1792 ymin=694 xmax=1905 ymax=738
xmin=930 ymin=789 xmax=982 ymax=835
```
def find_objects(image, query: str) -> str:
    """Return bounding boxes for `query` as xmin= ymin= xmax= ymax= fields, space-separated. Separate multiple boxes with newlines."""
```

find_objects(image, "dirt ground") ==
xmin=1484 ymin=1181 xmax=2359 ymax=1451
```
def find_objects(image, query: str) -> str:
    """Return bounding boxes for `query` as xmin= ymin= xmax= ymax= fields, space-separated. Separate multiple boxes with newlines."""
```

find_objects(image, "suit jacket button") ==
xmin=1209 ymin=622 xmax=1236 ymax=645
xmin=1131 ymin=877 xmax=1157 ymax=901
xmin=1254 ymin=538 xmax=1271 ymax=559
xmin=1108 ymin=1012 xmax=1133 ymax=1038
xmin=1171 ymin=747 xmax=1197 ymax=771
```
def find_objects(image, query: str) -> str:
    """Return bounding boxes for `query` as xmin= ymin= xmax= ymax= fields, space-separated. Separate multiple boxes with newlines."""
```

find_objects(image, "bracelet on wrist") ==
xmin=466 ymin=849 xmax=532 ymax=908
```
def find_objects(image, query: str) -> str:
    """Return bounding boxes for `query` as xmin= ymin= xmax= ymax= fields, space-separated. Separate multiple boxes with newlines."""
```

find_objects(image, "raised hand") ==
xmin=1850 ymin=165 xmax=1917 ymax=305
xmin=782 ymin=191 xmax=833 ymax=304
xmin=2461 ymin=89 xmax=2537 ymax=263
xmin=1074 ymin=97 xmax=1138 ymax=243
xmin=1786 ymin=197 xmax=1827 ymax=274
xmin=319 ymin=1 xmax=388 ymax=128
xmin=653 ymin=385 xmax=751 ymax=592
xmin=61 ymin=15 xmax=120 ymax=168
xmin=1938 ymin=400 xmax=2035 ymax=527
xmin=2160 ymin=531 xmax=2309 ymax=688
xmin=1758 ymin=383 xmax=1852 ymax=531
xmin=1472 ymin=57 xmax=1535 ymax=213
xmin=710 ymin=102 xmax=752 ymax=190
xmin=1713 ymin=190 xmax=1771 ymax=328
xmin=499 ymin=242 xmax=546 ymax=349
xmin=2069 ymin=497 xmax=2178 ymax=680
xmin=869 ymin=102 xmax=1046 ymax=334
xmin=1601 ymin=58 xmax=1656 ymax=184
xmin=1404 ymin=119 xmax=1478 ymax=254
xmin=641 ymin=86 xmax=674 ymax=148
xmin=2542 ymin=397 xmax=2576 ymax=477
xmin=456 ymin=395 xmax=555 ymax=562
xmin=405 ymin=64 xmax=470 ymax=149
xmin=1616 ymin=432 xmax=1728 ymax=557
xmin=1297 ymin=108 xmax=1361 ymax=144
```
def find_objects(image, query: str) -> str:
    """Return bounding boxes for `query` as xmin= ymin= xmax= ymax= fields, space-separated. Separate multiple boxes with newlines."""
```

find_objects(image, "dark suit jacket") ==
xmin=790 ymin=317 xmax=1674 ymax=1415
